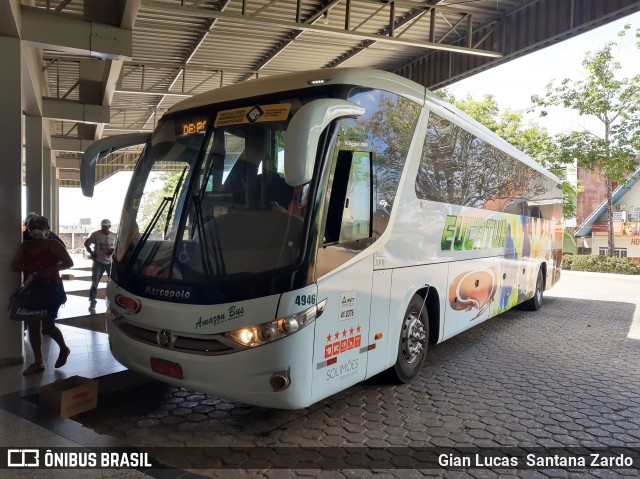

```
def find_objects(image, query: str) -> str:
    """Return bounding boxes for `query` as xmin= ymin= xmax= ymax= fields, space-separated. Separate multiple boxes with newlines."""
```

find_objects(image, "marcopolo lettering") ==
xmin=144 ymin=285 xmax=191 ymax=300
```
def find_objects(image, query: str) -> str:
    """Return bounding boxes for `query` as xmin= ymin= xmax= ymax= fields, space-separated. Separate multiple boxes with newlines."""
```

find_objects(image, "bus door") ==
xmin=367 ymin=266 xmax=392 ymax=378
xmin=444 ymin=256 xmax=500 ymax=339
xmin=311 ymin=150 xmax=374 ymax=404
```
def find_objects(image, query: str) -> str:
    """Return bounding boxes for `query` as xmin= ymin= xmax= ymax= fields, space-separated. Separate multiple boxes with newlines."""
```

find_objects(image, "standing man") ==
xmin=84 ymin=219 xmax=116 ymax=313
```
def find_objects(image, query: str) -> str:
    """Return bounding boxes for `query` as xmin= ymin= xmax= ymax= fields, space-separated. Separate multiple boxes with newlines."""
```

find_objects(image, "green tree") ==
xmin=137 ymin=169 xmax=187 ymax=238
xmin=531 ymin=26 xmax=640 ymax=256
xmin=358 ymin=95 xmax=422 ymax=207
xmin=440 ymin=92 xmax=580 ymax=218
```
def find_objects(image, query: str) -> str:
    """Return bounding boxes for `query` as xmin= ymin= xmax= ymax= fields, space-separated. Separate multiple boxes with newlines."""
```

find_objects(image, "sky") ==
xmin=445 ymin=11 xmax=640 ymax=136
xmin=59 ymin=172 xmax=134 ymax=228
xmin=57 ymin=11 xmax=640 ymax=227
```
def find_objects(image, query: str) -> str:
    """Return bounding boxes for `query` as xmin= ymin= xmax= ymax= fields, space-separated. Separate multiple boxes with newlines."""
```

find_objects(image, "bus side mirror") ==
xmin=284 ymin=99 xmax=365 ymax=186
xmin=81 ymin=133 xmax=151 ymax=197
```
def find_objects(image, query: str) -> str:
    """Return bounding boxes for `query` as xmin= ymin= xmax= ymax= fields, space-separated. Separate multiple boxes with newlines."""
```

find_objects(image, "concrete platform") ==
xmin=1 ymin=270 xmax=639 ymax=478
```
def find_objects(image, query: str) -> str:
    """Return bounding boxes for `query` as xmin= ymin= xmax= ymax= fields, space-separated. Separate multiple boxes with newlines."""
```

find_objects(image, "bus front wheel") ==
xmin=386 ymin=294 xmax=429 ymax=383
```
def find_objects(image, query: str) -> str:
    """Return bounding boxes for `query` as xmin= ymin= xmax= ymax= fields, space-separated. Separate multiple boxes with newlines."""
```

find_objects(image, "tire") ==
xmin=522 ymin=268 xmax=543 ymax=311
xmin=385 ymin=294 xmax=429 ymax=383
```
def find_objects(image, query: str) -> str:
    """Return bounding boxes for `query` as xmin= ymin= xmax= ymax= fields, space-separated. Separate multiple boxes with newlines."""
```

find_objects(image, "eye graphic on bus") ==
xmin=448 ymin=268 xmax=498 ymax=320
xmin=114 ymin=294 xmax=142 ymax=314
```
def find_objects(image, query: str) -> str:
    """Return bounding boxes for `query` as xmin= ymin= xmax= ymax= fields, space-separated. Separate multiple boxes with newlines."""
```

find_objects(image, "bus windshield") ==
xmin=116 ymin=101 xmax=309 ymax=283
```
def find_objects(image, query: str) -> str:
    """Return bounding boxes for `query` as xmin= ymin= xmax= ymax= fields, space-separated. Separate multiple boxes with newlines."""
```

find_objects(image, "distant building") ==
xmin=574 ymin=165 xmax=640 ymax=261
xmin=576 ymin=168 xmax=612 ymax=228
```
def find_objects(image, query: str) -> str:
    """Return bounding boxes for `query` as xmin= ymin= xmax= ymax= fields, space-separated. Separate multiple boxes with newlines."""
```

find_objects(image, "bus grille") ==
xmin=117 ymin=321 xmax=235 ymax=356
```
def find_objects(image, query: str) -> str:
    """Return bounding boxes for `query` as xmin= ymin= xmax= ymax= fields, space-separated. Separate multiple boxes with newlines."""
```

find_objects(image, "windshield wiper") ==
xmin=164 ymin=166 xmax=188 ymax=239
xmin=192 ymin=194 xmax=226 ymax=276
xmin=129 ymin=196 xmax=171 ymax=272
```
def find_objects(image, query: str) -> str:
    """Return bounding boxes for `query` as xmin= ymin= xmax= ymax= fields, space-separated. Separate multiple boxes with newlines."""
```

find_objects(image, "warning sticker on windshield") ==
xmin=214 ymin=104 xmax=291 ymax=127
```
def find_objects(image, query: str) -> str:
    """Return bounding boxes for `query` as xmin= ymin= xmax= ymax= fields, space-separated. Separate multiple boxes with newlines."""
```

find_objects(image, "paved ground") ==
xmin=75 ymin=271 xmax=640 ymax=478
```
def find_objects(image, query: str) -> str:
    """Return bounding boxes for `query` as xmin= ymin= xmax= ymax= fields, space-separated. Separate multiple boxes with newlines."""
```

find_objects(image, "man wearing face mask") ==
xmin=22 ymin=212 xmax=65 ymax=245
xmin=84 ymin=219 xmax=116 ymax=314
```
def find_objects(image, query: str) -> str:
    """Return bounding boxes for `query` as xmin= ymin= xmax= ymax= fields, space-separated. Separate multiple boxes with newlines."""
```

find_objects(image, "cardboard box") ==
xmin=39 ymin=376 xmax=99 ymax=418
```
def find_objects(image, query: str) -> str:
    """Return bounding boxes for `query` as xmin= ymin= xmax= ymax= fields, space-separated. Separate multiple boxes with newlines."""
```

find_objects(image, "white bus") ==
xmin=81 ymin=68 xmax=563 ymax=409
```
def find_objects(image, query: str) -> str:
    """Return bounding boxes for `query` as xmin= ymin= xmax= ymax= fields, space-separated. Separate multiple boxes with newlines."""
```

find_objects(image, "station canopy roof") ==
xmin=8 ymin=0 xmax=640 ymax=186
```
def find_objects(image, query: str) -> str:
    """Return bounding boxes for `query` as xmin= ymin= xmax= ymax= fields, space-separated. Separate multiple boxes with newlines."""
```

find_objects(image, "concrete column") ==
xmin=42 ymin=147 xmax=53 ymax=227
xmin=53 ymin=168 xmax=60 ymax=234
xmin=25 ymin=115 xmax=43 ymax=216
xmin=0 ymin=35 xmax=25 ymax=366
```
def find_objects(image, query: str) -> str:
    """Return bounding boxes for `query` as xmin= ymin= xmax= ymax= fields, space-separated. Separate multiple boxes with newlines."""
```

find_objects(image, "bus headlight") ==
xmin=226 ymin=299 xmax=326 ymax=348
xmin=238 ymin=328 xmax=254 ymax=345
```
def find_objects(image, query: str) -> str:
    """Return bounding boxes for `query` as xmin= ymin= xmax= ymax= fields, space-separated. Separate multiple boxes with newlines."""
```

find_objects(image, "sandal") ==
xmin=23 ymin=362 xmax=45 ymax=376
xmin=55 ymin=347 xmax=71 ymax=368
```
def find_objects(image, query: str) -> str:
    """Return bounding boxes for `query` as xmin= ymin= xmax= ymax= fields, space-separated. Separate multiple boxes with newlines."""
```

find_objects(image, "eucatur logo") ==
xmin=114 ymin=294 xmax=142 ymax=314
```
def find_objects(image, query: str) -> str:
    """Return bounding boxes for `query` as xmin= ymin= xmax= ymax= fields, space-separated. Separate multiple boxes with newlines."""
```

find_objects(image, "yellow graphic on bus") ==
xmin=214 ymin=104 xmax=291 ymax=127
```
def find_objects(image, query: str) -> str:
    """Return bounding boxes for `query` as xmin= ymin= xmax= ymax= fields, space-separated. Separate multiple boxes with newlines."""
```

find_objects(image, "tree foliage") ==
xmin=416 ymin=107 xmax=547 ymax=209
xmin=530 ymin=25 xmax=640 ymax=255
xmin=359 ymin=95 xmax=422 ymax=208
xmin=438 ymin=91 xmax=580 ymax=218
xmin=137 ymin=169 xmax=186 ymax=237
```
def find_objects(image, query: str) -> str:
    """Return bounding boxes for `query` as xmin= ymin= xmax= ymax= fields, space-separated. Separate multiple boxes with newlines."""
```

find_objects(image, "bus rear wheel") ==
xmin=522 ymin=268 xmax=543 ymax=311
xmin=386 ymin=294 xmax=429 ymax=383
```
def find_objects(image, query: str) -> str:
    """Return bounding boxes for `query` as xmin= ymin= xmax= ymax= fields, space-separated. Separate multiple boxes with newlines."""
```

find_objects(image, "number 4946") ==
xmin=295 ymin=294 xmax=316 ymax=306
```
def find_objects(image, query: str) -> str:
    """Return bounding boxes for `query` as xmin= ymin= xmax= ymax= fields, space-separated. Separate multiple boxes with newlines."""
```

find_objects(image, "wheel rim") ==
xmin=401 ymin=312 xmax=426 ymax=364
xmin=535 ymin=272 xmax=543 ymax=303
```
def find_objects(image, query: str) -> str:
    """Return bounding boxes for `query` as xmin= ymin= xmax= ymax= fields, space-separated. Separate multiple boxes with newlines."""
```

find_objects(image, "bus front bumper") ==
xmin=107 ymin=319 xmax=315 ymax=409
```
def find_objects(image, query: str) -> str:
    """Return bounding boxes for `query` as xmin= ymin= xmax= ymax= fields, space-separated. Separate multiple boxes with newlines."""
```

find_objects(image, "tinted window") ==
xmin=416 ymin=112 xmax=556 ymax=215
xmin=324 ymin=151 xmax=372 ymax=245
xmin=344 ymin=88 xmax=421 ymax=236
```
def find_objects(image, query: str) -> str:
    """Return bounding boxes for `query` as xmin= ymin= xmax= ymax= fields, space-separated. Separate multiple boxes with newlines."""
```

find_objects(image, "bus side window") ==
xmin=324 ymin=151 xmax=372 ymax=245
xmin=529 ymin=205 xmax=542 ymax=219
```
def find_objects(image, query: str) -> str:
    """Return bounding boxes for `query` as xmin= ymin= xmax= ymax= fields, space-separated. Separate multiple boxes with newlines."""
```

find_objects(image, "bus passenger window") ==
xmin=324 ymin=151 xmax=372 ymax=244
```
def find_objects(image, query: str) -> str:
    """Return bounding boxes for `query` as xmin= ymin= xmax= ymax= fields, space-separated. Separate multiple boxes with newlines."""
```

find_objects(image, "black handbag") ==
xmin=55 ymin=281 xmax=67 ymax=307
xmin=8 ymin=277 xmax=48 ymax=322
xmin=33 ymin=277 xmax=67 ymax=310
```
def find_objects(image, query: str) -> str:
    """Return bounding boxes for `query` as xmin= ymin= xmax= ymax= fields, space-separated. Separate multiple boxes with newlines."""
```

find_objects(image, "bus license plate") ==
xmin=150 ymin=357 xmax=184 ymax=379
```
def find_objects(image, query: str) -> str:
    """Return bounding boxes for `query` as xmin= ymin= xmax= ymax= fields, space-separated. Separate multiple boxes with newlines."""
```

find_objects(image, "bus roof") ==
xmin=168 ymin=67 xmax=559 ymax=184
xmin=168 ymin=68 xmax=425 ymax=113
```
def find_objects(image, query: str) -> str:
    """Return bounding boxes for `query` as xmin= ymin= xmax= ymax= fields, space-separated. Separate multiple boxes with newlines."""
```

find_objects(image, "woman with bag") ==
xmin=10 ymin=215 xmax=73 ymax=375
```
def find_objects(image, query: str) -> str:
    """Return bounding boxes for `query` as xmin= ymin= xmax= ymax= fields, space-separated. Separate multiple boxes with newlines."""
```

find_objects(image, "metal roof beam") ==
xmin=55 ymin=157 xmax=81 ymax=168
xmin=46 ymin=57 xmax=294 ymax=75
xmin=43 ymin=98 xmax=110 ymax=124
xmin=104 ymin=127 xmax=154 ymax=133
xmin=20 ymin=6 xmax=133 ymax=61
xmin=115 ymin=87 xmax=192 ymax=97
xmin=51 ymin=137 xmax=94 ymax=153
xmin=237 ymin=0 xmax=344 ymax=82
xmin=58 ymin=170 xmax=81 ymax=181
xmin=137 ymin=0 xmax=233 ymax=129
xmin=140 ymin=0 xmax=503 ymax=58
xmin=396 ymin=0 xmax=640 ymax=89
xmin=326 ymin=7 xmax=429 ymax=68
